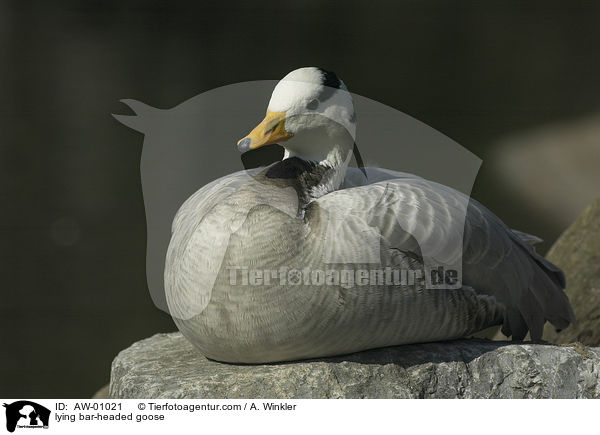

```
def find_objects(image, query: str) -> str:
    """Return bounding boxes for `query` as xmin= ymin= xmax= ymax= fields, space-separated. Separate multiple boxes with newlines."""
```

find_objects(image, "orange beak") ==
xmin=237 ymin=110 xmax=293 ymax=152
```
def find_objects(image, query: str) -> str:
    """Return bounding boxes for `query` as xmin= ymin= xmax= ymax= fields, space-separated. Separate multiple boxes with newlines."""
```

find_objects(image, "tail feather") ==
xmin=508 ymin=228 xmax=575 ymax=337
xmin=532 ymin=252 xmax=566 ymax=288
xmin=502 ymin=308 xmax=528 ymax=340
xmin=520 ymin=289 xmax=546 ymax=340
xmin=512 ymin=228 xmax=566 ymax=287
xmin=511 ymin=229 xmax=543 ymax=246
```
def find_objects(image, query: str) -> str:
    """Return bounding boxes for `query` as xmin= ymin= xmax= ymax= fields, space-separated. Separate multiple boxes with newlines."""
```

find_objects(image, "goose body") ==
xmin=165 ymin=67 xmax=575 ymax=363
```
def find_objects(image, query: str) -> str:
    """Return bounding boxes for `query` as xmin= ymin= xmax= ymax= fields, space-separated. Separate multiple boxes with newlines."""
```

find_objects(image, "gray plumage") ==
xmin=165 ymin=161 xmax=574 ymax=363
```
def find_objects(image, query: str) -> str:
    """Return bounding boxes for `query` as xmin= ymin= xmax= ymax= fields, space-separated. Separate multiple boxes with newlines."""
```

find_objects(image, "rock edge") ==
xmin=110 ymin=332 xmax=600 ymax=399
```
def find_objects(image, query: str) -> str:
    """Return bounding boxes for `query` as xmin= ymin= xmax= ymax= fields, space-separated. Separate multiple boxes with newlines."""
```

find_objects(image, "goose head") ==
xmin=237 ymin=67 xmax=358 ymax=169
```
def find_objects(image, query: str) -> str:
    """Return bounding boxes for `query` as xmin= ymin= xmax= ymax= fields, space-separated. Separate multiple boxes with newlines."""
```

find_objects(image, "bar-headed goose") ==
xmin=165 ymin=67 xmax=574 ymax=363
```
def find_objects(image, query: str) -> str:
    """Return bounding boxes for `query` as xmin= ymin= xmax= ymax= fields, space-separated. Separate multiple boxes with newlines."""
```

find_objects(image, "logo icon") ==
xmin=3 ymin=401 xmax=50 ymax=433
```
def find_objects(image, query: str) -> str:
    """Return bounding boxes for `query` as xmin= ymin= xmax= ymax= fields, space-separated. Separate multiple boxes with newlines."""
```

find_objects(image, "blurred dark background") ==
xmin=1 ymin=0 xmax=599 ymax=397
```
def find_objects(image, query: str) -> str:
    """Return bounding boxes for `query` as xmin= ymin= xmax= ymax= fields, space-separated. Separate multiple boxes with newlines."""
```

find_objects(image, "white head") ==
xmin=238 ymin=67 xmax=356 ymax=166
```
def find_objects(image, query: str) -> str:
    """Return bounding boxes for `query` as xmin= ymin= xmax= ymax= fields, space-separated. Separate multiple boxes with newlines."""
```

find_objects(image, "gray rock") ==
xmin=543 ymin=198 xmax=600 ymax=346
xmin=110 ymin=332 xmax=600 ymax=399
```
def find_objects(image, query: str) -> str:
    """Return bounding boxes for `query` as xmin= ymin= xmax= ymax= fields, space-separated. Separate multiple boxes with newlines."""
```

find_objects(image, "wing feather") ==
xmin=318 ymin=171 xmax=575 ymax=338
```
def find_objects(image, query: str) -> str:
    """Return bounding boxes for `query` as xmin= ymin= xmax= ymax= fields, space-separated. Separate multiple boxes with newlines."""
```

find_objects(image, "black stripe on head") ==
xmin=317 ymin=68 xmax=341 ymax=102
xmin=318 ymin=68 xmax=341 ymax=89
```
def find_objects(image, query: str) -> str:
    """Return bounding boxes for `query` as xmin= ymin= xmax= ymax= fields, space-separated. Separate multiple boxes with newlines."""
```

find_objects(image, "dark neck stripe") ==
xmin=265 ymin=157 xmax=322 ymax=179
xmin=262 ymin=157 xmax=334 ymax=208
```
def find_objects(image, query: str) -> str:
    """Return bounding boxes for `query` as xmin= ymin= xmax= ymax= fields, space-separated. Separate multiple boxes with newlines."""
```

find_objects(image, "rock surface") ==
xmin=543 ymin=198 xmax=600 ymax=346
xmin=110 ymin=332 xmax=600 ymax=399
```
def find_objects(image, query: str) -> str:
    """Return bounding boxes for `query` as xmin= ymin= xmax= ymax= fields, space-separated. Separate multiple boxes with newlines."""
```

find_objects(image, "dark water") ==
xmin=1 ymin=0 xmax=600 ymax=397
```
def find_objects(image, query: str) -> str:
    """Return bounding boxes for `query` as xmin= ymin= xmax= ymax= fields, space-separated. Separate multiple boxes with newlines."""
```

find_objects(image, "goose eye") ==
xmin=306 ymin=99 xmax=319 ymax=110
